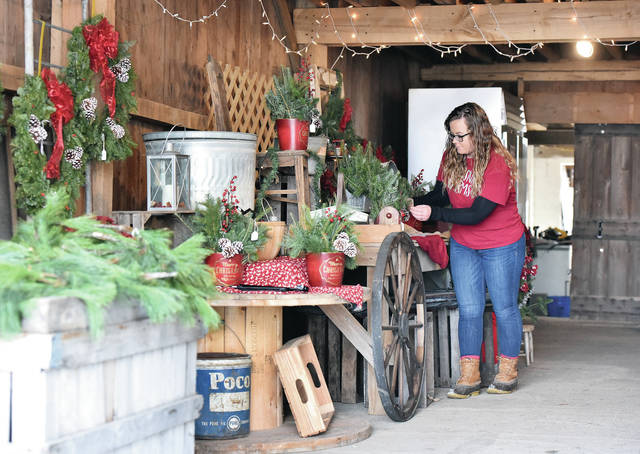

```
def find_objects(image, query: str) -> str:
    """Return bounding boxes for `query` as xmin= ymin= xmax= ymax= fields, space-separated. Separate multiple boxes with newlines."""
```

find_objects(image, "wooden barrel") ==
xmin=195 ymin=353 xmax=252 ymax=439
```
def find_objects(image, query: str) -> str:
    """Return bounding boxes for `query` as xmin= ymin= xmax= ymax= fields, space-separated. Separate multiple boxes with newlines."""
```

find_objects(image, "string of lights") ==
xmin=321 ymin=3 xmax=388 ymax=70
xmin=407 ymin=9 xmax=466 ymax=58
xmin=569 ymin=0 xmax=638 ymax=50
xmin=256 ymin=0 xmax=313 ymax=56
xmin=150 ymin=0 xmax=638 ymax=64
xmin=152 ymin=0 xmax=229 ymax=28
xmin=471 ymin=4 xmax=543 ymax=62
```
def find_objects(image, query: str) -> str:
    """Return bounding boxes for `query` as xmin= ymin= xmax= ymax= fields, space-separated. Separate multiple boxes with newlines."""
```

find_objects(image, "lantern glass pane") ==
xmin=149 ymin=156 xmax=174 ymax=209
xmin=177 ymin=156 xmax=190 ymax=210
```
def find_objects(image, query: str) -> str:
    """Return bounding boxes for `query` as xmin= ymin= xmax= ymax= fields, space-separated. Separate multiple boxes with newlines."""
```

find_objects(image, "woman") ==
xmin=410 ymin=102 xmax=525 ymax=398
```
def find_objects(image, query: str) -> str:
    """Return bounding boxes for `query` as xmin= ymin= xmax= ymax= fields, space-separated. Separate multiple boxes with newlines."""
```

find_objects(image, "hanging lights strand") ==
xmin=256 ymin=0 xmax=313 ymax=56
xmin=152 ymin=0 xmax=230 ymax=28
xmin=407 ymin=9 xmax=466 ymax=58
xmin=569 ymin=0 xmax=637 ymax=50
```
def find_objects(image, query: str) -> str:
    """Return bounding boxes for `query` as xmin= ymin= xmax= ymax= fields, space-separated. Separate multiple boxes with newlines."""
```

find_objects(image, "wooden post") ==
xmin=88 ymin=0 xmax=116 ymax=216
xmin=204 ymin=56 xmax=232 ymax=131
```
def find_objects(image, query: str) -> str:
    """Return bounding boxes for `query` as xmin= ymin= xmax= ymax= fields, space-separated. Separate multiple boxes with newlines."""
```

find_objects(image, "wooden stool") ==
xmin=522 ymin=324 xmax=535 ymax=366
xmin=258 ymin=150 xmax=310 ymax=221
xmin=274 ymin=334 xmax=334 ymax=438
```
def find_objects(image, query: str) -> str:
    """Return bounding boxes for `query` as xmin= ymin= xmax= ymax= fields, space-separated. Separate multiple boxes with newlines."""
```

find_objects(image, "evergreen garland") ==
xmin=318 ymin=71 xmax=361 ymax=150
xmin=0 ymin=191 xmax=220 ymax=338
xmin=308 ymin=149 xmax=326 ymax=207
xmin=255 ymin=147 xmax=279 ymax=221
xmin=9 ymin=76 xmax=57 ymax=214
xmin=9 ymin=15 xmax=137 ymax=216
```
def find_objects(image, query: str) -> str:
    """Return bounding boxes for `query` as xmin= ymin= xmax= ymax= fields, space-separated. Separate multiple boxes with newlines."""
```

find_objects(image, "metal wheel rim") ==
xmin=371 ymin=232 xmax=426 ymax=422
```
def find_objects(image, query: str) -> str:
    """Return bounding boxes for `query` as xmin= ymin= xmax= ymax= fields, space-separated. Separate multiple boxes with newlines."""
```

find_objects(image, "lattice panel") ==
xmin=204 ymin=62 xmax=276 ymax=154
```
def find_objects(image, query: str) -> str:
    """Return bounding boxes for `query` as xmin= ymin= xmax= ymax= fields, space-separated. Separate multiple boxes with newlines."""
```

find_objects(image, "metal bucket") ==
xmin=195 ymin=352 xmax=252 ymax=439
xmin=143 ymin=131 xmax=257 ymax=210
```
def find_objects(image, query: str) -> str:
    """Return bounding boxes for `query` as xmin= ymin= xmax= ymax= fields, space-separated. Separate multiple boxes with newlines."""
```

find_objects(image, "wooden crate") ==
xmin=273 ymin=335 xmax=334 ymax=438
xmin=0 ymin=297 xmax=206 ymax=453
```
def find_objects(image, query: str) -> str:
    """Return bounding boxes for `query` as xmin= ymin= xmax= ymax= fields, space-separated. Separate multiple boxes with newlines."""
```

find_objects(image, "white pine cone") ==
xmin=221 ymin=245 xmax=236 ymax=259
xmin=111 ymin=58 xmax=131 ymax=83
xmin=64 ymin=148 xmax=76 ymax=163
xmin=232 ymin=241 xmax=244 ymax=254
xmin=343 ymin=242 xmax=357 ymax=258
xmin=29 ymin=114 xmax=40 ymax=129
xmin=333 ymin=237 xmax=348 ymax=252
xmin=336 ymin=232 xmax=350 ymax=242
xmin=218 ymin=238 xmax=232 ymax=250
xmin=71 ymin=158 xmax=82 ymax=170
xmin=81 ymin=97 xmax=97 ymax=121
xmin=112 ymin=124 xmax=125 ymax=139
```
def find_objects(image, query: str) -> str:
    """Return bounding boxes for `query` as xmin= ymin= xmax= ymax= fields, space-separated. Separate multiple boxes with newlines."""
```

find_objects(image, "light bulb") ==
xmin=576 ymin=40 xmax=594 ymax=58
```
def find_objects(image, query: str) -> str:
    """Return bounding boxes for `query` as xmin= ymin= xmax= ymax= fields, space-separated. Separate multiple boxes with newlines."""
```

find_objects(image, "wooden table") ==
xmin=198 ymin=289 xmax=372 ymax=431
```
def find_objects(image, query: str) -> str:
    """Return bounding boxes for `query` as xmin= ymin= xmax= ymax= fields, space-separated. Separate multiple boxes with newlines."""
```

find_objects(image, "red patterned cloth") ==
xmin=241 ymin=256 xmax=309 ymax=287
xmin=218 ymin=284 xmax=363 ymax=308
xmin=412 ymin=234 xmax=449 ymax=269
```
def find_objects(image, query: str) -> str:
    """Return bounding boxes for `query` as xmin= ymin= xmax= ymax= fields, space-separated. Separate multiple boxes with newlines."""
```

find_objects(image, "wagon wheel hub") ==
xmin=398 ymin=313 xmax=409 ymax=339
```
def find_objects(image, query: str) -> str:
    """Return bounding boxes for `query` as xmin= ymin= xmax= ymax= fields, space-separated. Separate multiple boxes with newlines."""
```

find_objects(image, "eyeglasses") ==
xmin=448 ymin=132 xmax=471 ymax=143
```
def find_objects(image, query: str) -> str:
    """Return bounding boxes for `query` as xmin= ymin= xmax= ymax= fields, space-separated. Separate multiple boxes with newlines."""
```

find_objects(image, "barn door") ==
xmin=571 ymin=124 xmax=640 ymax=322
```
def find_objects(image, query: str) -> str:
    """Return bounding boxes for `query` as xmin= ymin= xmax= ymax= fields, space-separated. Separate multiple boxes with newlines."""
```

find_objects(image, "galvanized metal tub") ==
xmin=195 ymin=352 xmax=252 ymax=439
xmin=143 ymin=131 xmax=257 ymax=210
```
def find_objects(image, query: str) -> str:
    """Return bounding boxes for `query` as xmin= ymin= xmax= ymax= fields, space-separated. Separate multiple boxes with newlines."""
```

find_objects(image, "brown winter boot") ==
xmin=447 ymin=357 xmax=481 ymax=399
xmin=487 ymin=356 xmax=519 ymax=394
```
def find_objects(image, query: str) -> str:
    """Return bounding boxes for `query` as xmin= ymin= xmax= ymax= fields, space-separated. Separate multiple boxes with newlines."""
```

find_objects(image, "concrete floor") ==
xmin=323 ymin=317 xmax=640 ymax=454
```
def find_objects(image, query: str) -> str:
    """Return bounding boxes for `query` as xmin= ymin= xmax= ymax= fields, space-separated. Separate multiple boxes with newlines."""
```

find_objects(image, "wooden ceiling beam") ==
xmin=420 ymin=60 xmax=640 ymax=81
xmin=524 ymin=91 xmax=640 ymax=124
xmin=390 ymin=0 xmax=417 ymax=7
xmin=294 ymin=1 xmax=640 ymax=45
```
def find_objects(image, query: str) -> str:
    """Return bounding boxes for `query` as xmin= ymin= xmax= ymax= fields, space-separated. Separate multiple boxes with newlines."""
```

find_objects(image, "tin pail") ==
xmin=195 ymin=353 xmax=252 ymax=439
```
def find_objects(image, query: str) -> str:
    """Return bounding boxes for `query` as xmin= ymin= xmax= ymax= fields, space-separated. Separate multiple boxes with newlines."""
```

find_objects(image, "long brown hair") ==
xmin=440 ymin=102 xmax=517 ymax=198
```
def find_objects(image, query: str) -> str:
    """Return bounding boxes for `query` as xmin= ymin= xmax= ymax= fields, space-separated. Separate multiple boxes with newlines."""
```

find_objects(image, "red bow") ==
xmin=83 ymin=18 xmax=119 ymax=118
xmin=41 ymin=68 xmax=75 ymax=179
xmin=339 ymin=98 xmax=352 ymax=132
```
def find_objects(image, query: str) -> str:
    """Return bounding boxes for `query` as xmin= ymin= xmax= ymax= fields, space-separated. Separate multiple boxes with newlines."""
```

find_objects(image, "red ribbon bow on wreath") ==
xmin=83 ymin=17 xmax=119 ymax=118
xmin=41 ymin=68 xmax=74 ymax=180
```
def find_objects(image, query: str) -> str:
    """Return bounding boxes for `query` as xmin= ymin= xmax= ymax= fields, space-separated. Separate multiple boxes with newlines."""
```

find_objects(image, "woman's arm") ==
xmin=413 ymin=180 xmax=449 ymax=207
xmin=429 ymin=196 xmax=497 ymax=225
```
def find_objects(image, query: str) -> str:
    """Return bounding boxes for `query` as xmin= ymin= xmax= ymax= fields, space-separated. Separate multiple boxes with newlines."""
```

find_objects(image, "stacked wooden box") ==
xmin=0 ymin=297 xmax=206 ymax=453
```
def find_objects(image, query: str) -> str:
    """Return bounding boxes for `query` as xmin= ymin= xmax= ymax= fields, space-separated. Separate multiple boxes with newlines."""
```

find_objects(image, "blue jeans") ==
xmin=449 ymin=234 xmax=525 ymax=358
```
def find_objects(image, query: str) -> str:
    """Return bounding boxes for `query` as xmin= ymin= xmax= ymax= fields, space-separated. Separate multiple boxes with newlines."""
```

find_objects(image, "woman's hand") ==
xmin=410 ymin=204 xmax=432 ymax=221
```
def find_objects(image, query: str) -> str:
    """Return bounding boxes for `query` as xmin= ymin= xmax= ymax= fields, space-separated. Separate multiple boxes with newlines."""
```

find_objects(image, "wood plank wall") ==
xmin=330 ymin=47 xmax=411 ymax=175
xmin=571 ymin=124 xmax=640 ymax=322
xmin=113 ymin=0 xmax=290 ymax=210
xmin=0 ymin=1 xmax=410 ymax=211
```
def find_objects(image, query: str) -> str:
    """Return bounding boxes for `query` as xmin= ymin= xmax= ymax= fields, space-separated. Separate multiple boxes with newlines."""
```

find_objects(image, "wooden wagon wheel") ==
xmin=371 ymin=232 xmax=426 ymax=422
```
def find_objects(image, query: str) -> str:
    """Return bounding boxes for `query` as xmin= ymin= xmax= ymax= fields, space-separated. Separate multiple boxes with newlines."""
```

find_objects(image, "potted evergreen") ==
xmin=283 ymin=205 xmax=359 ymax=287
xmin=265 ymin=62 xmax=318 ymax=151
xmin=193 ymin=176 xmax=268 ymax=285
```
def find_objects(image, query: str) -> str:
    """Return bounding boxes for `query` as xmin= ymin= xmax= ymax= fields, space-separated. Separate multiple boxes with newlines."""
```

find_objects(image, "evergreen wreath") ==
xmin=9 ymin=15 xmax=137 ymax=216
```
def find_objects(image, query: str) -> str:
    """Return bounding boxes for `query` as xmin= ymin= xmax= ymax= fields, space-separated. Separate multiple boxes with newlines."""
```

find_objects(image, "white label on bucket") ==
xmin=209 ymin=391 xmax=250 ymax=412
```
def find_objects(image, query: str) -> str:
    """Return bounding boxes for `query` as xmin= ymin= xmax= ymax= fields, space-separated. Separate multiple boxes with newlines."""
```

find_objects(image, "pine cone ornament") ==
xmin=111 ymin=58 xmax=131 ymax=83
xmin=81 ymin=97 xmax=98 ymax=121
xmin=343 ymin=242 xmax=357 ymax=258
xmin=105 ymin=117 xmax=125 ymax=139
xmin=336 ymin=232 xmax=350 ymax=242
xmin=218 ymin=238 xmax=232 ymax=250
xmin=64 ymin=146 xmax=84 ymax=170
xmin=333 ymin=237 xmax=349 ymax=252
xmin=232 ymin=241 xmax=244 ymax=254
xmin=28 ymin=114 xmax=48 ymax=143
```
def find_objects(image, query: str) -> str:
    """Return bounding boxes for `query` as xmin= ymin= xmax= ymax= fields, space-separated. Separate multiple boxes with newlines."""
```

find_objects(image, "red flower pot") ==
xmin=276 ymin=119 xmax=309 ymax=151
xmin=306 ymin=252 xmax=345 ymax=287
xmin=205 ymin=253 xmax=244 ymax=286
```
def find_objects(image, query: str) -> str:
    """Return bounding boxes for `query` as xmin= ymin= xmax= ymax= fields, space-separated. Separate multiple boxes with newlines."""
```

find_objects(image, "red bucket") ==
xmin=205 ymin=253 xmax=244 ymax=286
xmin=306 ymin=252 xmax=345 ymax=287
xmin=276 ymin=119 xmax=309 ymax=151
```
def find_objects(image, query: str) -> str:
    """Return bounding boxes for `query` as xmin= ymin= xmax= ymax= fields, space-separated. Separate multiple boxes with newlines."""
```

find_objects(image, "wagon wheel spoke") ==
xmin=382 ymin=286 xmax=398 ymax=319
xmin=384 ymin=333 xmax=400 ymax=369
xmin=389 ymin=339 xmax=401 ymax=396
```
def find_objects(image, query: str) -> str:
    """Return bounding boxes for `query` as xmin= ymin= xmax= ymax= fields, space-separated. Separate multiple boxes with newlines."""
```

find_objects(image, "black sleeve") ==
xmin=413 ymin=180 xmax=449 ymax=207
xmin=429 ymin=196 xmax=498 ymax=225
